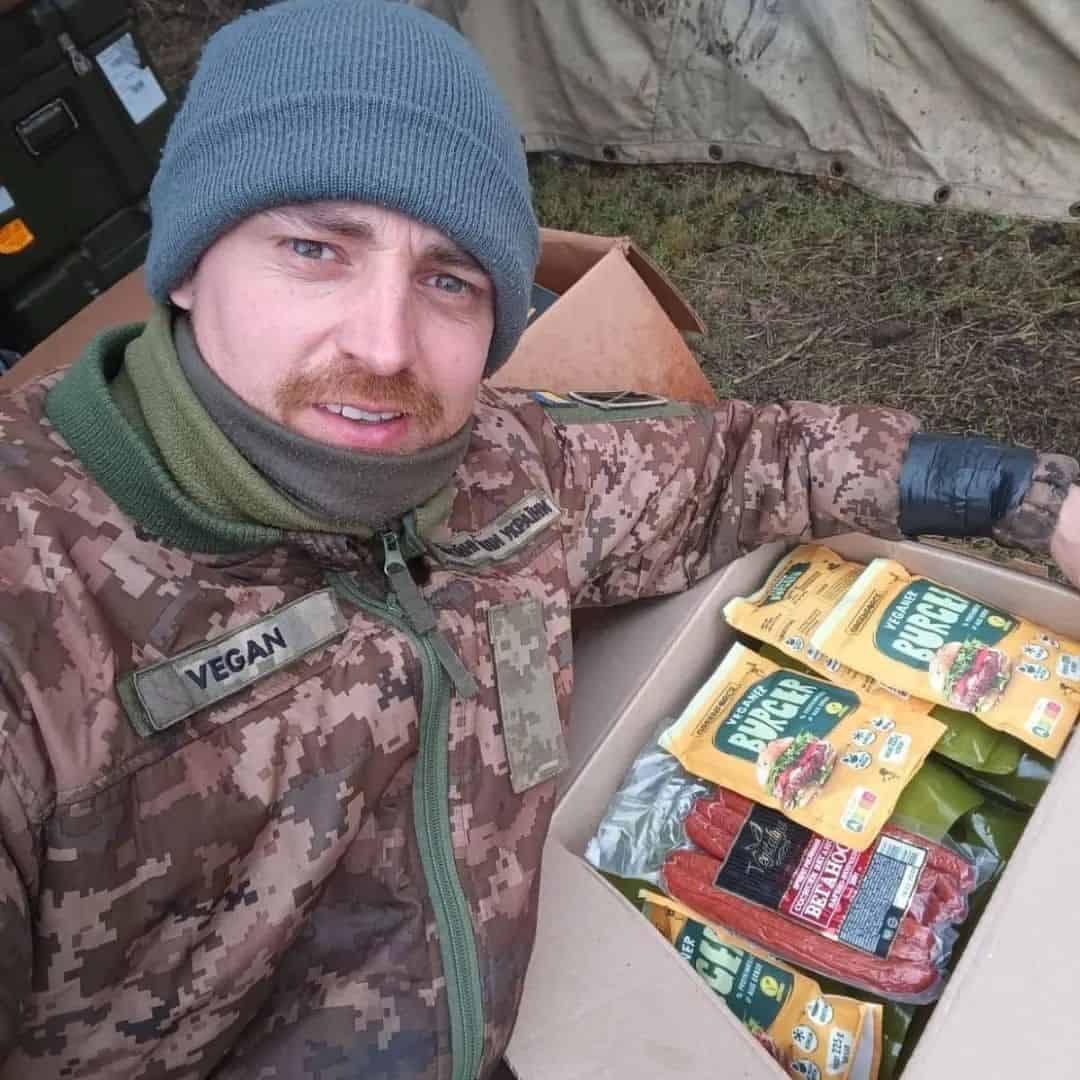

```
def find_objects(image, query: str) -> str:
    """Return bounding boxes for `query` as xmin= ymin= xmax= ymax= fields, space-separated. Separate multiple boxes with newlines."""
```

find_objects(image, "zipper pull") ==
xmin=381 ymin=532 xmax=478 ymax=700
xmin=58 ymin=32 xmax=92 ymax=77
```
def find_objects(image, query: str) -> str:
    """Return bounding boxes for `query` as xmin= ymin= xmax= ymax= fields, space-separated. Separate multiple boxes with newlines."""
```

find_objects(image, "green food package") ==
xmin=953 ymin=748 xmax=1055 ymax=810
xmin=890 ymin=751 xmax=1028 ymax=866
xmin=930 ymin=705 xmax=1022 ymax=774
xmin=892 ymin=756 xmax=984 ymax=840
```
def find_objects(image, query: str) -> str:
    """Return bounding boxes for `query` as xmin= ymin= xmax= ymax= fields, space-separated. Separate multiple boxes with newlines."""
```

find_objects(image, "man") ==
xmin=0 ymin=1 xmax=1077 ymax=1077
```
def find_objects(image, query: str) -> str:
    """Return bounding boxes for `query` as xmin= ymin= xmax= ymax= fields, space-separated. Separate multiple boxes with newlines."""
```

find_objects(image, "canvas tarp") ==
xmin=413 ymin=0 xmax=1080 ymax=223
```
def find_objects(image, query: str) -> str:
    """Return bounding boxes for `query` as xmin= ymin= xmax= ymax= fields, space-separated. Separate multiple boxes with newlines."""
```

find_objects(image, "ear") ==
xmin=169 ymin=277 xmax=195 ymax=310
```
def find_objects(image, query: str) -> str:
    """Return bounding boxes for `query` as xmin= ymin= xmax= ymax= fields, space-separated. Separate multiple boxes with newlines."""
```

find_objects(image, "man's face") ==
xmin=170 ymin=201 xmax=495 ymax=454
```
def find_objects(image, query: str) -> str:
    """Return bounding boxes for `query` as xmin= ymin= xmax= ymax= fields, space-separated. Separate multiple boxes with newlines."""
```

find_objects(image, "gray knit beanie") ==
xmin=146 ymin=0 xmax=539 ymax=374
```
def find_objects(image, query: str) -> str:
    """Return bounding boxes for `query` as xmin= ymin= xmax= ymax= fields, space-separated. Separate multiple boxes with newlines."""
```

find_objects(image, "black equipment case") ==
xmin=0 ymin=0 xmax=173 ymax=358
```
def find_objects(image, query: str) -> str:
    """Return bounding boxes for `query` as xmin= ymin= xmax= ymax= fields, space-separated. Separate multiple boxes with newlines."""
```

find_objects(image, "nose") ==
xmin=332 ymin=265 xmax=419 ymax=377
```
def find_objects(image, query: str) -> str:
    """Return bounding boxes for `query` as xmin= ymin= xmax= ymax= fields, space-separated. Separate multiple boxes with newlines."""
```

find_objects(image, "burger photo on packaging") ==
xmin=756 ymin=731 xmax=838 ymax=810
xmin=928 ymin=639 xmax=1012 ymax=713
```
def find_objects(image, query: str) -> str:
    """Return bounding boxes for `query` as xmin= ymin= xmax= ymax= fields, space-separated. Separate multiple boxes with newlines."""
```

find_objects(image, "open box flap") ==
xmin=493 ymin=244 xmax=716 ymax=405
xmin=504 ymin=842 xmax=785 ymax=1080
xmin=533 ymin=228 xmax=705 ymax=335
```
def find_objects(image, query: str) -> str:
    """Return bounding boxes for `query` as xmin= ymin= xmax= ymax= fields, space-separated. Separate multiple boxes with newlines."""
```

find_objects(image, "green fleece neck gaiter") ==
xmin=113 ymin=307 xmax=464 ymax=537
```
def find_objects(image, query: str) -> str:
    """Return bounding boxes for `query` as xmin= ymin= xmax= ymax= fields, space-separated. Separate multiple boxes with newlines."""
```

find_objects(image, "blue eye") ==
xmin=432 ymin=274 xmax=468 ymax=294
xmin=290 ymin=238 xmax=332 ymax=260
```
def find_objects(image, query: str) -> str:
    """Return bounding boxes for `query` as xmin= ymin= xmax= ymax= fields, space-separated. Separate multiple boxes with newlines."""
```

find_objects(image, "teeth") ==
xmin=322 ymin=404 xmax=403 ymax=422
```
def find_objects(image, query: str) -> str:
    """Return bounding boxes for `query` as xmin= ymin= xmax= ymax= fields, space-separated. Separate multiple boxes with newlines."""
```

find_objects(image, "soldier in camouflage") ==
xmin=1 ymin=2 xmax=1079 ymax=1078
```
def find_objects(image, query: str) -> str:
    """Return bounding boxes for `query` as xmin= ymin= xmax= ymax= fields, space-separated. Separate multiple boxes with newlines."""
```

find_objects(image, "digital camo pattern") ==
xmin=0 ymin=352 xmax=1073 ymax=1079
xmin=993 ymin=452 xmax=1080 ymax=554
xmin=487 ymin=601 xmax=567 ymax=793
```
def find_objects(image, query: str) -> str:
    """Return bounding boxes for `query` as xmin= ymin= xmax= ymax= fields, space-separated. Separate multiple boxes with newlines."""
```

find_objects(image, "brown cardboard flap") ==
xmin=494 ymin=247 xmax=717 ymax=404
xmin=505 ymin=843 xmax=782 ymax=1080
xmin=622 ymin=243 xmax=706 ymax=335
xmin=533 ymin=228 xmax=619 ymax=294
xmin=535 ymin=228 xmax=705 ymax=336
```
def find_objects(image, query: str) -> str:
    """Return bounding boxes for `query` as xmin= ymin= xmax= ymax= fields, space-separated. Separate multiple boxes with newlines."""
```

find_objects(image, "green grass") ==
xmin=531 ymin=157 xmax=1080 ymax=458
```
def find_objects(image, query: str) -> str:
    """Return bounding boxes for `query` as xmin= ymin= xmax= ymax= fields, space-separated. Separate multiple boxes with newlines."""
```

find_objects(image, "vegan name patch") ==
xmin=119 ymin=589 xmax=347 ymax=736
xmin=430 ymin=490 xmax=561 ymax=567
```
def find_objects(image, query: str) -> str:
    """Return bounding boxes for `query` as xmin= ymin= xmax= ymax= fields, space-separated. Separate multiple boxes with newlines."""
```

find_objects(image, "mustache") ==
xmin=274 ymin=360 xmax=444 ymax=428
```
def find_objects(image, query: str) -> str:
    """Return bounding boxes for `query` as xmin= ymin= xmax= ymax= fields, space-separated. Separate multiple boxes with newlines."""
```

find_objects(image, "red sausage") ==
xmin=664 ymin=850 xmax=941 ymax=998
xmin=881 ymin=822 xmax=977 ymax=891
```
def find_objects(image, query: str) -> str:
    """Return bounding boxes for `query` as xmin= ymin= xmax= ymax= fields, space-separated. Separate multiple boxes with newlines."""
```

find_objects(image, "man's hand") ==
xmin=1050 ymin=486 xmax=1080 ymax=588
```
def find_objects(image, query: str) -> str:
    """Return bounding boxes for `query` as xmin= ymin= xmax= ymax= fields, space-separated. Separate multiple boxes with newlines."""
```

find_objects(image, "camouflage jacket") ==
xmin=0 ymin=334 xmax=1073 ymax=1079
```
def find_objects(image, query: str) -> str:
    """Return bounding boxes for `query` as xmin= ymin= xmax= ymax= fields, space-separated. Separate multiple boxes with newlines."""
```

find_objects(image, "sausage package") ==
xmin=659 ymin=643 xmax=945 ymax=849
xmin=811 ymin=557 xmax=1080 ymax=757
xmin=585 ymin=743 xmax=980 ymax=1005
xmin=726 ymin=545 xmax=1056 ymax=790
xmin=640 ymin=890 xmax=884 ymax=1080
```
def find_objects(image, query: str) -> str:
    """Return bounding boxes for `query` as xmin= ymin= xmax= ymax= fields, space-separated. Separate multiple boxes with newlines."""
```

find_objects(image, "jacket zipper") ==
xmin=327 ymin=560 xmax=485 ymax=1080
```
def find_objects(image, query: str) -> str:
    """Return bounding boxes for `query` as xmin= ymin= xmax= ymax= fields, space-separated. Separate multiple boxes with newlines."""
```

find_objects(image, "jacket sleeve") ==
xmin=0 ymin=661 xmax=41 ymax=1059
xmin=0 ymin=756 xmax=34 ymax=1058
xmin=512 ymin=396 xmax=1073 ymax=607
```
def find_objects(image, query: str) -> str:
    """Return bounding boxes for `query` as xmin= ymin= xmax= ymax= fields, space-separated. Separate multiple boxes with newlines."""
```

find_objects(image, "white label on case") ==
xmin=96 ymin=33 xmax=167 ymax=124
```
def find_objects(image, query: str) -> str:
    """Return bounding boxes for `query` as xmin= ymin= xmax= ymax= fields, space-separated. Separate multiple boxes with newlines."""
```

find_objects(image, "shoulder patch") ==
xmin=533 ymin=389 xmax=695 ymax=423
xmin=430 ymin=490 xmax=560 ymax=568
xmin=529 ymin=390 xmax=575 ymax=407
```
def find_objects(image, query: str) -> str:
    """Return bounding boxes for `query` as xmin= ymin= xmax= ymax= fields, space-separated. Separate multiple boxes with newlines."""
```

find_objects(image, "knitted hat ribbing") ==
xmin=146 ymin=0 xmax=539 ymax=374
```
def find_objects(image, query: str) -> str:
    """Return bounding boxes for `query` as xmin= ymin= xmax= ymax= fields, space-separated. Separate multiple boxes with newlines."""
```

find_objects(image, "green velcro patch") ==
xmin=118 ymin=589 xmax=347 ymax=737
xmin=488 ymin=598 xmax=568 ymax=793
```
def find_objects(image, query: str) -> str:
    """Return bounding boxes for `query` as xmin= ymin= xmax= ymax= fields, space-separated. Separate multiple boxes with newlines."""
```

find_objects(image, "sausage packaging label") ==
xmin=640 ymin=891 xmax=883 ymax=1080
xmin=659 ymin=643 xmax=944 ymax=848
xmin=811 ymin=557 xmax=1080 ymax=757
xmin=714 ymin=805 xmax=925 ymax=959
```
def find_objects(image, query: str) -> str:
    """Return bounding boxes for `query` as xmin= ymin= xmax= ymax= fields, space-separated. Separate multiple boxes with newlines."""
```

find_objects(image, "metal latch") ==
xmin=16 ymin=98 xmax=79 ymax=157
xmin=58 ymin=31 xmax=92 ymax=77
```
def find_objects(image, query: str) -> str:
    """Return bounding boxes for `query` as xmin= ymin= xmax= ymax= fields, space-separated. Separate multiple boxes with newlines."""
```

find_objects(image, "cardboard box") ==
xmin=4 ymin=229 xmax=716 ymax=405
xmin=507 ymin=534 xmax=1080 ymax=1078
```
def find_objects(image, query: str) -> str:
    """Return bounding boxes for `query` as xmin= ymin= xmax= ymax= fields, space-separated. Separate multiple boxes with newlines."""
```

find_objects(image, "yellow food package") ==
xmin=811 ymin=557 xmax=1080 ymax=757
xmin=724 ymin=545 xmax=931 ymax=718
xmin=641 ymin=891 xmax=883 ymax=1080
xmin=659 ymin=642 xmax=945 ymax=848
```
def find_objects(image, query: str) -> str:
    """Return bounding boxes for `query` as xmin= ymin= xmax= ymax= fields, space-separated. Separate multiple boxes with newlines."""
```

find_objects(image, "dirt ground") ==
xmin=133 ymin=1 xmax=1080 ymax=464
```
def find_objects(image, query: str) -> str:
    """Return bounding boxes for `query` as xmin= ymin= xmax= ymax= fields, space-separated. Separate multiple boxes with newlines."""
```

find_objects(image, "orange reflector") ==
xmin=0 ymin=218 xmax=35 ymax=255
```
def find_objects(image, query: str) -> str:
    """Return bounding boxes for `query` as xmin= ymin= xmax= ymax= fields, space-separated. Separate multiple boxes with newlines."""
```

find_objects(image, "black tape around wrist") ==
xmin=899 ymin=434 xmax=1037 ymax=538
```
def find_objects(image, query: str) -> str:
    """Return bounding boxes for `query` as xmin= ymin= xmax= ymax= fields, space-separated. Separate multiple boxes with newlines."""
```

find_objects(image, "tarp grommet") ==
xmin=601 ymin=145 xmax=617 ymax=161
xmin=933 ymin=185 xmax=952 ymax=205
xmin=708 ymin=143 xmax=723 ymax=161
xmin=1069 ymin=202 xmax=1080 ymax=219
xmin=829 ymin=160 xmax=845 ymax=178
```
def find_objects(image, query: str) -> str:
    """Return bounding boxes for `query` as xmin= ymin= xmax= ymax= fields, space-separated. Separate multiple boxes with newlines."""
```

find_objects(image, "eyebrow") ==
xmin=268 ymin=205 xmax=376 ymax=243
xmin=267 ymin=206 xmax=485 ymax=275
xmin=421 ymin=243 xmax=485 ymax=275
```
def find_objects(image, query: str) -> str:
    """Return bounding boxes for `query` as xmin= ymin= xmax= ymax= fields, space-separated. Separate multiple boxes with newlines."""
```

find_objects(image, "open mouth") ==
xmin=319 ymin=403 xmax=405 ymax=423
